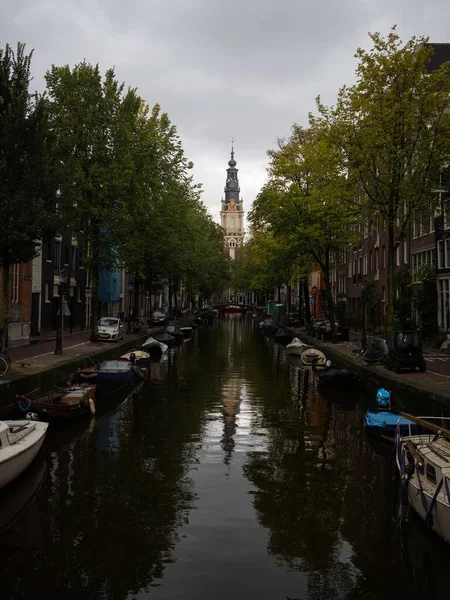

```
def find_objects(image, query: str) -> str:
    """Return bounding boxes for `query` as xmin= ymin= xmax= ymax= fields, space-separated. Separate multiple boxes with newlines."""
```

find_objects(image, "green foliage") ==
xmin=0 ymin=42 xmax=55 ymax=343
xmin=317 ymin=28 xmax=450 ymax=330
xmin=415 ymin=265 xmax=438 ymax=336
xmin=361 ymin=282 xmax=381 ymax=329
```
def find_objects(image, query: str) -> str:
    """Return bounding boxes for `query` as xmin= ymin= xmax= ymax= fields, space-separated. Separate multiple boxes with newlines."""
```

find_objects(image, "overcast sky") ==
xmin=3 ymin=0 xmax=450 ymax=225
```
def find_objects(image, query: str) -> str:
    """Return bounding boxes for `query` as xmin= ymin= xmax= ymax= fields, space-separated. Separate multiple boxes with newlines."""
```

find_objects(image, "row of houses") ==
xmin=0 ymin=232 xmax=173 ymax=347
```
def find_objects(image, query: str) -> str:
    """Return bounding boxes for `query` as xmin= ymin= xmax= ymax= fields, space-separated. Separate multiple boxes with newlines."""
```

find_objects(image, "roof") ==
xmin=425 ymin=43 xmax=450 ymax=73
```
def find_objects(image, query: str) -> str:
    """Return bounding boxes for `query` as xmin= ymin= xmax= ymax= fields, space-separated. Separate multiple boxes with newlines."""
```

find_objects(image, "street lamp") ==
xmin=54 ymin=269 xmax=68 ymax=355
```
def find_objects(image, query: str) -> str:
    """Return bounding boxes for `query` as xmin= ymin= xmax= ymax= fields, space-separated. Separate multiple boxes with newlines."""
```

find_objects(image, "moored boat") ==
xmin=259 ymin=319 xmax=278 ymax=336
xmin=274 ymin=328 xmax=293 ymax=346
xmin=397 ymin=420 xmax=450 ymax=544
xmin=140 ymin=336 xmax=169 ymax=360
xmin=301 ymin=348 xmax=327 ymax=367
xmin=18 ymin=385 xmax=96 ymax=419
xmin=153 ymin=332 xmax=176 ymax=347
xmin=317 ymin=364 xmax=358 ymax=388
xmin=164 ymin=324 xmax=184 ymax=344
xmin=365 ymin=388 xmax=420 ymax=442
xmin=95 ymin=359 xmax=134 ymax=394
xmin=0 ymin=419 xmax=49 ymax=489
xmin=180 ymin=326 xmax=193 ymax=339
xmin=286 ymin=337 xmax=309 ymax=356
xmin=121 ymin=349 xmax=151 ymax=366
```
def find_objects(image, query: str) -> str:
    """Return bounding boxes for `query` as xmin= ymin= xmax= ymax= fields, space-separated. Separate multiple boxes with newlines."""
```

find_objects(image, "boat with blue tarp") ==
xmin=364 ymin=388 xmax=420 ymax=441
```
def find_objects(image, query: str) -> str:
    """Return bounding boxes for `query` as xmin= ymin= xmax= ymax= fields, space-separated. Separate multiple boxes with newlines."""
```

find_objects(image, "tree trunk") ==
xmin=168 ymin=280 xmax=173 ymax=315
xmin=387 ymin=221 xmax=395 ymax=334
xmin=287 ymin=284 xmax=292 ymax=313
xmin=323 ymin=252 xmax=337 ymax=343
xmin=1 ymin=265 xmax=10 ymax=350
xmin=134 ymin=273 xmax=140 ymax=319
xmin=89 ymin=262 xmax=99 ymax=343
xmin=303 ymin=279 xmax=311 ymax=326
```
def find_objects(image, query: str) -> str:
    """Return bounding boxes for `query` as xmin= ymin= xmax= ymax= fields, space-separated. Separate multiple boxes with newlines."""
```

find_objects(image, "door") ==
xmin=31 ymin=292 xmax=40 ymax=337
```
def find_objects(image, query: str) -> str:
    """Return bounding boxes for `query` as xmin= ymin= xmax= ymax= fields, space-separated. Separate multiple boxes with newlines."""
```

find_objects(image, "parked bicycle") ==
xmin=346 ymin=337 xmax=389 ymax=366
xmin=0 ymin=351 xmax=11 ymax=378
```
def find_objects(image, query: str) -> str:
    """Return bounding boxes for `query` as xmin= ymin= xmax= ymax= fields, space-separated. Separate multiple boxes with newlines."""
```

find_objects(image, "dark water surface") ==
xmin=1 ymin=316 xmax=450 ymax=600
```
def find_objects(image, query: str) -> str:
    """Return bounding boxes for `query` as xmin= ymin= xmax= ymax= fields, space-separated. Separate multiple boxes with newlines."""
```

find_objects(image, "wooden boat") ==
xmin=140 ymin=336 xmax=169 ymax=360
xmin=396 ymin=416 xmax=450 ymax=544
xmin=180 ymin=326 xmax=193 ymax=339
xmin=300 ymin=348 xmax=326 ymax=367
xmin=18 ymin=385 xmax=96 ymax=419
xmin=0 ymin=419 xmax=49 ymax=489
xmin=259 ymin=319 xmax=278 ymax=336
xmin=96 ymin=359 xmax=134 ymax=393
xmin=153 ymin=332 xmax=176 ymax=348
xmin=274 ymin=328 xmax=293 ymax=346
xmin=286 ymin=338 xmax=309 ymax=356
xmin=164 ymin=324 xmax=184 ymax=344
xmin=364 ymin=389 xmax=420 ymax=441
xmin=121 ymin=350 xmax=152 ymax=366
xmin=223 ymin=305 xmax=243 ymax=313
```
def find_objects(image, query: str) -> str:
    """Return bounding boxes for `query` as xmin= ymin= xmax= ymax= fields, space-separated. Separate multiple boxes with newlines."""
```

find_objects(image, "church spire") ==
xmin=224 ymin=139 xmax=240 ymax=206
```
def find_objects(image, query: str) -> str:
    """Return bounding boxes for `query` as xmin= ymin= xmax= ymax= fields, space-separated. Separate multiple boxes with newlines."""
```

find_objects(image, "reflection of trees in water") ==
xmin=0 ymin=354 xmax=218 ymax=599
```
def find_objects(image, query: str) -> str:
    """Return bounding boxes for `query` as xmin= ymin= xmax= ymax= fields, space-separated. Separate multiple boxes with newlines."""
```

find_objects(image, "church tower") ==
xmin=220 ymin=143 xmax=244 ymax=260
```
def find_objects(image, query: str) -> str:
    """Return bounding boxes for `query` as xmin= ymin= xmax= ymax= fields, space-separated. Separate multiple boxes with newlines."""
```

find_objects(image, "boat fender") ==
xmin=18 ymin=397 xmax=32 ymax=413
xmin=89 ymin=398 xmax=96 ymax=416
xmin=132 ymin=365 xmax=145 ymax=380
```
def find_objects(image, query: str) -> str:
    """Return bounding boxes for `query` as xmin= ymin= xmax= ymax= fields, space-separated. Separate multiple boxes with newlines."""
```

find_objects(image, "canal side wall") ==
xmin=285 ymin=327 xmax=450 ymax=411
xmin=0 ymin=330 xmax=162 ymax=409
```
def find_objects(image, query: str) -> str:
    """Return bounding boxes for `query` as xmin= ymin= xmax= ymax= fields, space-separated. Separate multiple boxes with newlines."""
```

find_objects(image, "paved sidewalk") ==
xmin=8 ymin=330 xmax=92 ymax=363
xmin=290 ymin=327 xmax=450 ymax=405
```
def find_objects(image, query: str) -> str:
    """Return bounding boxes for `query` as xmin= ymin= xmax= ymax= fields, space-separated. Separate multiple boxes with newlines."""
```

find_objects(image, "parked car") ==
xmin=308 ymin=318 xmax=326 ymax=337
xmin=97 ymin=317 xmax=124 ymax=342
xmin=151 ymin=311 xmax=167 ymax=326
xmin=316 ymin=321 xmax=349 ymax=342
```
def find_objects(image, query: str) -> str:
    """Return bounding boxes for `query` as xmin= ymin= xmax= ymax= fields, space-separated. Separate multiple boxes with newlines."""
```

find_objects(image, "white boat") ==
xmin=286 ymin=337 xmax=309 ymax=356
xmin=0 ymin=420 xmax=49 ymax=489
xmin=397 ymin=429 xmax=450 ymax=544
xmin=140 ymin=336 xmax=169 ymax=360
xmin=301 ymin=348 xmax=327 ymax=367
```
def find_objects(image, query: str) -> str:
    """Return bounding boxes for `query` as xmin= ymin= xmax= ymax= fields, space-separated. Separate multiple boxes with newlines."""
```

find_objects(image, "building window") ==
xmin=438 ymin=278 xmax=450 ymax=329
xmin=53 ymin=284 xmax=59 ymax=298
xmin=375 ymin=249 xmax=379 ymax=270
xmin=72 ymin=246 xmax=77 ymax=271
xmin=45 ymin=283 xmax=50 ymax=303
xmin=46 ymin=239 xmax=52 ymax=262
xmin=363 ymin=255 xmax=368 ymax=276
xmin=447 ymin=239 xmax=450 ymax=269
xmin=77 ymin=286 xmax=82 ymax=303
xmin=382 ymin=246 xmax=386 ymax=268
xmin=396 ymin=246 xmax=400 ymax=266
xmin=403 ymin=241 xmax=408 ymax=264
xmin=369 ymin=251 xmax=372 ymax=272
xmin=64 ymin=246 xmax=69 ymax=266
xmin=412 ymin=250 xmax=436 ymax=283
xmin=11 ymin=264 xmax=20 ymax=303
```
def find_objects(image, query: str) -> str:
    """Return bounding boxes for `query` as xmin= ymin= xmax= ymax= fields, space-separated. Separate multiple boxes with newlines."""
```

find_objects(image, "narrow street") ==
xmin=1 ymin=315 xmax=449 ymax=600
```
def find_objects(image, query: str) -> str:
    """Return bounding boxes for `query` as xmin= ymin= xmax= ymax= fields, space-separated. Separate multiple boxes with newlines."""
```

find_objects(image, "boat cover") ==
xmin=365 ymin=410 xmax=415 ymax=429
xmin=141 ymin=337 xmax=169 ymax=354
xmin=286 ymin=338 xmax=308 ymax=350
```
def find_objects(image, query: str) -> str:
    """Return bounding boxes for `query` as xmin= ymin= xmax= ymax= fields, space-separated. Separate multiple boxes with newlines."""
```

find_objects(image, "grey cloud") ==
xmin=3 ymin=0 xmax=450 ymax=222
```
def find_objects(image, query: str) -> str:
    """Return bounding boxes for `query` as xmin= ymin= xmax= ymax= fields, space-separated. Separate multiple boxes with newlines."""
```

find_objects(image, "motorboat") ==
xmin=153 ymin=332 xmax=176 ymax=347
xmin=364 ymin=388 xmax=420 ymax=442
xmin=180 ymin=326 xmax=193 ymax=339
xmin=301 ymin=348 xmax=327 ymax=367
xmin=140 ymin=336 xmax=169 ymax=360
xmin=274 ymin=328 xmax=293 ymax=346
xmin=397 ymin=421 xmax=450 ymax=544
xmin=286 ymin=338 xmax=309 ymax=356
xmin=0 ymin=419 xmax=49 ymax=489
xmin=121 ymin=349 xmax=152 ymax=366
xmin=259 ymin=319 xmax=278 ymax=336
xmin=164 ymin=324 xmax=184 ymax=344
xmin=17 ymin=385 xmax=96 ymax=419
xmin=317 ymin=362 xmax=358 ymax=388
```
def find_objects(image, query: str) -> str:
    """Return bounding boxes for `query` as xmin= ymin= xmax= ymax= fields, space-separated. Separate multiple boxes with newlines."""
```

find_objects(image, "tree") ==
xmin=250 ymin=123 xmax=358 ymax=338
xmin=45 ymin=62 xmax=142 ymax=341
xmin=0 ymin=42 xmax=54 ymax=347
xmin=319 ymin=28 xmax=450 ymax=331
xmin=415 ymin=264 xmax=438 ymax=336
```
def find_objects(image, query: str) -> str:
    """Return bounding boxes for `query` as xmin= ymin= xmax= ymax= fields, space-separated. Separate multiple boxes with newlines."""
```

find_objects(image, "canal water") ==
xmin=1 ymin=315 xmax=450 ymax=600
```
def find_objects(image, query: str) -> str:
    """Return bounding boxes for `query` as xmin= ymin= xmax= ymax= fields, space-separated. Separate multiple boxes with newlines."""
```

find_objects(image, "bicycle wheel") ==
xmin=346 ymin=343 xmax=361 ymax=359
xmin=0 ymin=356 xmax=8 ymax=377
